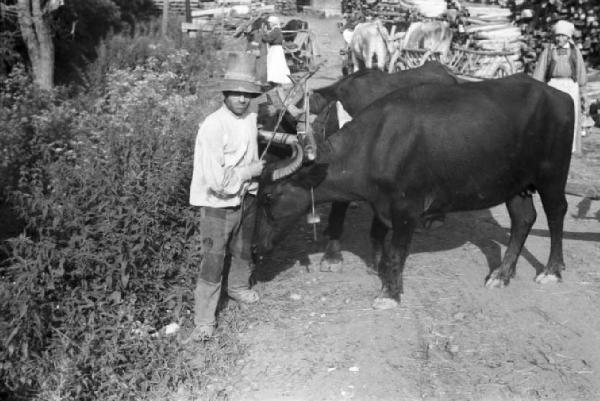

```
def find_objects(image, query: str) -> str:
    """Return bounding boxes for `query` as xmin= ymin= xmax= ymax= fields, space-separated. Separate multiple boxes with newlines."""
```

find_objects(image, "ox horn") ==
xmin=258 ymin=130 xmax=305 ymax=181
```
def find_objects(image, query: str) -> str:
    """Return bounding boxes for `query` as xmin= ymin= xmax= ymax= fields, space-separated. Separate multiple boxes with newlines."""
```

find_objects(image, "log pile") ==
xmin=341 ymin=0 xmax=466 ymax=24
xmin=510 ymin=0 xmax=600 ymax=68
xmin=270 ymin=0 xmax=297 ymax=15
xmin=464 ymin=7 xmax=523 ymax=49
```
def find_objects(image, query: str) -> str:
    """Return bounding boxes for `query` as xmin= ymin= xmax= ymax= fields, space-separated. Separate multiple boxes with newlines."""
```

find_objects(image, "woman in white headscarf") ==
xmin=263 ymin=15 xmax=292 ymax=86
xmin=533 ymin=20 xmax=587 ymax=153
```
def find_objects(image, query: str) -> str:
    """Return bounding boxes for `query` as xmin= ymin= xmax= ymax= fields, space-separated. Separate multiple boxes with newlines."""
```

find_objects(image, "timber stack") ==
xmin=270 ymin=0 xmax=297 ymax=14
xmin=510 ymin=0 xmax=600 ymax=68
xmin=341 ymin=0 xmax=468 ymax=28
xmin=464 ymin=7 xmax=523 ymax=50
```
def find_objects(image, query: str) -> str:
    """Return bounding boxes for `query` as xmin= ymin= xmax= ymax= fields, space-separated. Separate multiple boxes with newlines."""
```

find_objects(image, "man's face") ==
xmin=554 ymin=34 xmax=569 ymax=47
xmin=224 ymin=91 xmax=254 ymax=116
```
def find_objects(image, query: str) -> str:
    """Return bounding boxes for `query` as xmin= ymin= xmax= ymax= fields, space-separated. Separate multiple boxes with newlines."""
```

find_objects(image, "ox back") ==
xmin=310 ymin=62 xmax=459 ymax=116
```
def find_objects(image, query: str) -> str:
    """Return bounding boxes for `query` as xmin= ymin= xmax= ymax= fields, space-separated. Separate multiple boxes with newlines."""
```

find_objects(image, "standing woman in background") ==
xmin=533 ymin=20 xmax=587 ymax=154
xmin=263 ymin=15 xmax=293 ymax=103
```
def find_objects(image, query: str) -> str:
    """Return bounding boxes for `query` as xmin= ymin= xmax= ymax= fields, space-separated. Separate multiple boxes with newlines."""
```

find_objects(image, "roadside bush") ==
xmin=0 ymin=65 xmax=76 ymax=194
xmin=1 ymin=38 xmax=237 ymax=400
xmin=85 ymin=17 xmax=223 ymax=94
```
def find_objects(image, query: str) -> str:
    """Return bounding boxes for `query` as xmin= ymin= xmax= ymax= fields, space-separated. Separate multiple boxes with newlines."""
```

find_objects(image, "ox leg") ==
xmin=373 ymin=207 xmax=416 ymax=310
xmin=320 ymin=201 xmax=349 ymax=272
xmin=485 ymin=194 xmax=536 ymax=288
xmin=351 ymin=51 xmax=361 ymax=72
xmin=364 ymin=49 xmax=373 ymax=70
xmin=535 ymin=188 xmax=568 ymax=284
xmin=369 ymin=215 xmax=388 ymax=273
xmin=375 ymin=48 xmax=387 ymax=72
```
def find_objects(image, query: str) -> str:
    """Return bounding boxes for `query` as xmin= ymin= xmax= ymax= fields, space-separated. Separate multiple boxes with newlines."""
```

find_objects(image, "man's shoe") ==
xmin=228 ymin=288 xmax=260 ymax=304
xmin=179 ymin=325 xmax=214 ymax=344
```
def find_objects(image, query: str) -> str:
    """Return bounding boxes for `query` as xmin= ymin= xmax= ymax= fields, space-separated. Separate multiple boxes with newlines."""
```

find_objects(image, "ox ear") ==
xmin=293 ymin=163 xmax=328 ymax=189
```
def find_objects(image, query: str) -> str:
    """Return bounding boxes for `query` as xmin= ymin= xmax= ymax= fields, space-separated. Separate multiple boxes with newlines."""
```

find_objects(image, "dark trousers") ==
xmin=189 ymin=195 xmax=256 ymax=327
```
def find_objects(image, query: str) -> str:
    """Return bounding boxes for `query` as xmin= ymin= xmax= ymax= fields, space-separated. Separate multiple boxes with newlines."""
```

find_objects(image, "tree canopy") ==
xmin=1 ymin=0 xmax=157 ymax=85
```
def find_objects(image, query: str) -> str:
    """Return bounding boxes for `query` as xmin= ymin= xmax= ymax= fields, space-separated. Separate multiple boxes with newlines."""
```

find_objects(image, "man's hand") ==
xmin=239 ymin=160 xmax=265 ymax=181
xmin=247 ymin=160 xmax=266 ymax=178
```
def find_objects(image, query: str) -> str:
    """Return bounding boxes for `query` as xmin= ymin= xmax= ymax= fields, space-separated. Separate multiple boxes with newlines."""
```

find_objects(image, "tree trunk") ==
xmin=161 ymin=0 xmax=169 ymax=39
xmin=185 ymin=0 xmax=191 ymax=23
xmin=16 ymin=0 xmax=55 ymax=90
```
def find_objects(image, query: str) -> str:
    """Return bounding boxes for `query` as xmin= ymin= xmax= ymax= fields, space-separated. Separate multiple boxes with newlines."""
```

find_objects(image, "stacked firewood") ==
xmin=342 ymin=0 xmax=469 ymax=27
xmin=509 ymin=0 xmax=600 ymax=68
xmin=272 ymin=0 xmax=297 ymax=14
xmin=341 ymin=0 xmax=382 ymax=15
xmin=465 ymin=6 xmax=523 ymax=52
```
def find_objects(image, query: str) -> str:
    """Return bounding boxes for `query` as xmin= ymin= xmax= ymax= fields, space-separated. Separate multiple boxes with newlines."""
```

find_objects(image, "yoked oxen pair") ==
xmin=258 ymin=62 xmax=459 ymax=271
xmin=254 ymin=73 xmax=574 ymax=309
xmin=343 ymin=20 xmax=453 ymax=73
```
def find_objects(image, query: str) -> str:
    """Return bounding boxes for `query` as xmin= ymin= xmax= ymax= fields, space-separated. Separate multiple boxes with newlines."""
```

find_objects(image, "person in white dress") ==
xmin=533 ymin=20 xmax=588 ymax=154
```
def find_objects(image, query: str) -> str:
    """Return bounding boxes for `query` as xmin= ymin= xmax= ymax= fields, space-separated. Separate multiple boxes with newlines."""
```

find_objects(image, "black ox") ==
xmin=254 ymin=74 xmax=574 ymax=308
xmin=258 ymin=62 xmax=459 ymax=272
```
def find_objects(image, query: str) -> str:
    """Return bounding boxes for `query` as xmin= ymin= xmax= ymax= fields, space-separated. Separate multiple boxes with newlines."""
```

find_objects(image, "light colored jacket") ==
xmin=189 ymin=104 xmax=259 ymax=208
xmin=533 ymin=42 xmax=587 ymax=87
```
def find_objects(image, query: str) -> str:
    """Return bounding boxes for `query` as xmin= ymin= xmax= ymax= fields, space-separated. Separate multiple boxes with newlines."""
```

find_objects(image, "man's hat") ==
xmin=553 ymin=20 xmax=575 ymax=38
xmin=222 ymin=52 xmax=263 ymax=95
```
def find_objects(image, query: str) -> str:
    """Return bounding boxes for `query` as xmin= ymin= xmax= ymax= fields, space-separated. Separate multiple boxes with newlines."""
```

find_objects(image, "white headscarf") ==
xmin=553 ymin=20 xmax=575 ymax=38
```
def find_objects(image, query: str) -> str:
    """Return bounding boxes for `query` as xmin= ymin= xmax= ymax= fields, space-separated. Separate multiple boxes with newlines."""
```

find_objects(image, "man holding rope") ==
xmin=184 ymin=52 xmax=265 ymax=342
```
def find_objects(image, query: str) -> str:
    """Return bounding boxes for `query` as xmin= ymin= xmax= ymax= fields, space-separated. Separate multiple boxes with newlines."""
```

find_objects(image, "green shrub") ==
xmin=0 ymin=65 xmax=77 ymax=196
xmin=1 ymin=39 xmax=240 ymax=400
xmin=85 ymin=17 xmax=223 ymax=94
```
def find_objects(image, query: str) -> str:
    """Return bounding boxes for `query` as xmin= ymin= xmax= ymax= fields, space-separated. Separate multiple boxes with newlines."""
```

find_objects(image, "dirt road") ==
xmin=226 ymin=15 xmax=600 ymax=401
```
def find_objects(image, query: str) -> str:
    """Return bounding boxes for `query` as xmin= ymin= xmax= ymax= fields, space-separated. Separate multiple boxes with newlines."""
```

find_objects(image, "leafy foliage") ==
xmin=1 ymin=0 xmax=159 ymax=83
xmin=85 ymin=18 xmax=222 ymax=93
xmin=1 ymin=30 xmax=240 ymax=400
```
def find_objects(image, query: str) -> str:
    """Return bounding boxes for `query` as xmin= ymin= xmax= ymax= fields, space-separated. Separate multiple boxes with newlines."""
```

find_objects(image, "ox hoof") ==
xmin=535 ymin=273 xmax=560 ymax=285
xmin=485 ymin=271 xmax=507 ymax=288
xmin=372 ymin=297 xmax=398 ymax=310
xmin=484 ymin=277 xmax=506 ymax=289
xmin=319 ymin=261 xmax=343 ymax=273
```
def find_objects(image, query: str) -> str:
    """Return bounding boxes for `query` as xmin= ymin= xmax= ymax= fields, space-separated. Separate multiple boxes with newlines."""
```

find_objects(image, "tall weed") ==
xmin=1 ymin=35 xmax=239 ymax=400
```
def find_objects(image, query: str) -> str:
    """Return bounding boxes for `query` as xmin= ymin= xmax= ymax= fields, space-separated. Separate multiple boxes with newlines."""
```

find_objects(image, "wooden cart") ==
xmin=389 ymin=45 xmax=517 ymax=80
xmin=282 ymin=29 xmax=318 ymax=73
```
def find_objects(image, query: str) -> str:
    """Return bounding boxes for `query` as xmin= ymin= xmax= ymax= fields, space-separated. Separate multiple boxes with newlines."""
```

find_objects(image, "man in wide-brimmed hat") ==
xmin=184 ymin=52 xmax=265 ymax=342
xmin=533 ymin=20 xmax=587 ymax=154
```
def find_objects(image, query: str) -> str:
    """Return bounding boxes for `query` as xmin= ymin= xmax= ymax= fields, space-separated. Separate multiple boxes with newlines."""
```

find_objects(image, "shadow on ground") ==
xmin=254 ymin=198 xmax=600 ymax=284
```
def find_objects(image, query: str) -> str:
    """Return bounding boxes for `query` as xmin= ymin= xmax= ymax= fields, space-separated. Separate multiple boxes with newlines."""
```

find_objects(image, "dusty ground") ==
xmin=222 ymin=14 xmax=600 ymax=401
